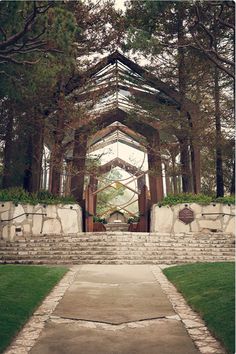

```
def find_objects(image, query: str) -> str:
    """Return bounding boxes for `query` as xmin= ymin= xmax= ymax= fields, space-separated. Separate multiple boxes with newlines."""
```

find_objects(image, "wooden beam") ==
xmin=147 ymin=130 xmax=164 ymax=204
xmin=89 ymin=138 xmax=147 ymax=153
xmin=98 ymin=157 xmax=144 ymax=177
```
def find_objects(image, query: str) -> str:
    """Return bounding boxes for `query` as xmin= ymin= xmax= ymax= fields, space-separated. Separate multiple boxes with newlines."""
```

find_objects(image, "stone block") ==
xmin=172 ymin=204 xmax=183 ymax=219
xmin=9 ymin=225 xmax=16 ymax=241
xmin=189 ymin=203 xmax=202 ymax=219
xmin=25 ymin=204 xmax=34 ymax=214
xmin=32 ymin=214 xmax=43 ymax=235
xmin=222 ymin=204 xmax=231 ymax=216
xmin=173 ymin=220 xmax=190 ymax=233
xmin=198 ymin=219 xmax=222 ymax=231
xmin=62 ymin=204 xmax=80 ymax=211
xmin=23 ymin=224 xmax=31 ymax=234
xmin=231 ymin=205 xmax=235 ymax=215
xmin=1 ymin=211 xmax=9 ymax=221
xmin=202 ymin=204 xmax=222 ymax=220
xmin=190 ymin=221 xmax=199 ymax=232
xmin=42 ymin=219 xmax=61 ymax=234
xmin=46 ymin=205 xmax=57 ymax=218
xmin=2 ymin=225 xmax=9 ymax=240
xmin=58 ymin=209 xmax=79 ymax=234
xmin=150 ymin=207 xmax=156 ymax=233
xmin=0 ymin=201 xmax=12 ymax=212
xmin=152 ymin=206 xmax=173 ymax=233
xmin=12 ymin=205 xmax=26 ymax=223
xmin=225 ymin=218 xmax=235 ymax=234
xmin=77 ymin=213 xmax=83 ymax=232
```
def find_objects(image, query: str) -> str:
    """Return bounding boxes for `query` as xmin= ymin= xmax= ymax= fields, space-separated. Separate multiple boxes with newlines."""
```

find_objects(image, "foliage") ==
xmin=125 ymin=0 xmax=235 ymax=197
xmin=164 ymin=263 xmax=235 ymax=354
xmin=158 ymin=193 xmax=235 ymax=206
xmin=96 ymin=169 xmax=126 ymax=216
xmin=93 ymin=216 xmax=107 ymax=224
xmin=0 ymin=187 xmax=76 ymax=205
xmin=127 ymin=215 xmax=140 ymax=224
xmin=0 ymin=265 xmax=68 ymax=353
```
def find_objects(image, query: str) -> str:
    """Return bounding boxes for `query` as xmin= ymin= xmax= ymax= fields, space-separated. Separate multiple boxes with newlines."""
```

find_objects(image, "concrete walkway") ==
xmin=29 ymin=265 xmax=200 ymax=354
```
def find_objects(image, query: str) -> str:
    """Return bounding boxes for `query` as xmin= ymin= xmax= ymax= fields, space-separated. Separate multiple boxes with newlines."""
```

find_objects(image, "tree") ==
xmin=0 ymin=1 xmax=63 ymax=66
xmin=124 ymin=0 xmax=234 ymax=196
xmin=0 ymin=1 xmax=77 ymax=190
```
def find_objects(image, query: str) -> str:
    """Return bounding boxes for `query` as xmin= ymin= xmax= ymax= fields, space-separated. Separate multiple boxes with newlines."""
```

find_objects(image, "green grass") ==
xmin=0 ymin=265 xmax=68 ymax=353
xmin=163 ymin=262 xmax=235 ymax=354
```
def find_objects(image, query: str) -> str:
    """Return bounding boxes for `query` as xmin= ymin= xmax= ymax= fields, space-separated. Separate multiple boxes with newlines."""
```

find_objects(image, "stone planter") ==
xmin=0 ymin=202 xmax=83 ymax=241
xmin=150 ymin=203 xmax=235 ymax=234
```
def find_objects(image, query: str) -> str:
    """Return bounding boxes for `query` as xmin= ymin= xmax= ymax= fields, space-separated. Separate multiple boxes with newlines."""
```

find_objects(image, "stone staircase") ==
xmin=0 ymin=232 xmax=234 ymax=265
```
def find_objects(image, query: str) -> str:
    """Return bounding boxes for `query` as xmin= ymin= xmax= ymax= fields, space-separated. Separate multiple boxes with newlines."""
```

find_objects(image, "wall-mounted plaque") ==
xmin=179 ymin=207 xmax=194 ymax=224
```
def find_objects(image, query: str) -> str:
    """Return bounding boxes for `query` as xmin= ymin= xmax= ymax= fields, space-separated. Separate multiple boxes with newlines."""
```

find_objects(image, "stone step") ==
xmin=0 ymin=232 xmax=234 ymax=264
xmin=0 ymin=257 xmax=234 ymax=265
xmin=2 ymin=251 xmax=234 ymax=258
xmin=1 ymin=239 xmax=234 ymax=246
xmin=6 ymin=232 xmax=233 ymax=239
xmin=1 ymin=251 xmax=234 ymax=259
xmin=0 ymin=249 xmax=234 ymax=256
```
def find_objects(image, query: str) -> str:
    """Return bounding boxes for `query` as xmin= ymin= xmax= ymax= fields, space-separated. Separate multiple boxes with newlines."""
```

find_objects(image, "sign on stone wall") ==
xmin=178 ymin=207 xmax=194 ymax=224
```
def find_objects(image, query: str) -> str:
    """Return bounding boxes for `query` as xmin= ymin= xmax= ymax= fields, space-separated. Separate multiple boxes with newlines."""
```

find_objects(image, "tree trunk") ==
xmin=170 ymin=151 xmax=178 ymax=195
xmin=164 ymin=162 xmax=171 ymax=195
xmin=30 ymin=116 xmax=44 ymax=193
xmin=230 ymin=156 xmax=235 ymax=195
xmin=2 ymin=110 xmax=14 ymax=189
xmin=214 ymin=66 xmax=224 ymax=197
xmin=177 ymin=4 xmax=193 ymax=193
xmin=147 ymin=130 xmax=164 ymax=204
xmin=179 ymin=137 xmax=192 ymax=193
xmin=70 ymin=131 xmax=87 ymax=203
xmin=23 ymin=113 xmax=45 ymax=193
xmin=50 ymin=110 xmax=65 ymax=196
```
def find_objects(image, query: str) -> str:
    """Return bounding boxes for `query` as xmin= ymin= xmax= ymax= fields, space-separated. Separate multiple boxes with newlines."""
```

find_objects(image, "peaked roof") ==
xmin=98 ymin=157 xmax=144 ymax=176
xmin=65 ymin=50 xmax=179 ymax=111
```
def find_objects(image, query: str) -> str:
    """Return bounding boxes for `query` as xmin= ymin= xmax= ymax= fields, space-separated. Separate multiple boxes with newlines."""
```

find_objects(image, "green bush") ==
xmin=93 ymin=215 xmax=107 ymax=224
xmin=0 ymin=187 xmax=76 ymax=205
xmin=158 ymin=193 xmax=235 ymax=206
xmin=127 ymin=216 xmax=140 ymax=224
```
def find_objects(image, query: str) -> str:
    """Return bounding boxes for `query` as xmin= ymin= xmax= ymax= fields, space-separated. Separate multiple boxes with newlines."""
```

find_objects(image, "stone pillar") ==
xmin=147 ymin=130 xmax=164 ymax=204
xmin=70 ymin=131 xmax=87 ymax=203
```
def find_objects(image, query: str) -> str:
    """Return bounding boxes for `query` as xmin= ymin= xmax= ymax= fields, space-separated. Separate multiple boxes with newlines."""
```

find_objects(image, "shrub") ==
xmin=158 ymin=193 xmax=235 ymax=206
xmin=0 ymin=187 xmax=76 ymax=205
xmin=93 ymin=215 xmax=107 ymax=224
xmin=128 ymin=216 xmax=140 ymax=224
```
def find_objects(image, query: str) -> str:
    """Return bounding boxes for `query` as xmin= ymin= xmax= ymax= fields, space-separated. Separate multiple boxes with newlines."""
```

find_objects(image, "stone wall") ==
xmin=150 ymin=203 xmax=235 ymax=234
xmin=0 ymin=202 xmax=83 ymax=241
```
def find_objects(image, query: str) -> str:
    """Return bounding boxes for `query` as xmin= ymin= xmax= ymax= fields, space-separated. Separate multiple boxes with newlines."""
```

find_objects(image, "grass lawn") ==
xmin=0 ymin=265 xmax=68 ymax=353
xmin=163 ymin=262 xmax=235 ymax=354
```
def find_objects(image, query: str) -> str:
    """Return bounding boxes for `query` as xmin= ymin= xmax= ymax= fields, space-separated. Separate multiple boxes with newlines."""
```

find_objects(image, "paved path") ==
xmin=29 ymin=265 xmax=200 ymax=354
xmin=5 ymin=265 xmax=225 ymax=354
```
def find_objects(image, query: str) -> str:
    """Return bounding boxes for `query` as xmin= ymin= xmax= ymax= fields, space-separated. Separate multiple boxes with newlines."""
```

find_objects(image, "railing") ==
xmin=0 ymin=212 xmax=47 ymax=223
xmin=202 ymin=213 xmax=234 ymax=216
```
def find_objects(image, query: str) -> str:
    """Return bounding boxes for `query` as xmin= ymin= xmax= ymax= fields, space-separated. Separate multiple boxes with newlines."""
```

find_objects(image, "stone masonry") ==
xmin=0 ymin=232 xmax=234 ymax=264
xmin=151 ymin=203 xmax=235 ymax=234
xmin=0 ymin=203 xmax=83 ymax=241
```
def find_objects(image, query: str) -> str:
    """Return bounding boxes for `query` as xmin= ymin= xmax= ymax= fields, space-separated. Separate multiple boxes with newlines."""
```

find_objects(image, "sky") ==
xmin=114 ymin=0 xmax=126 ymax=11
